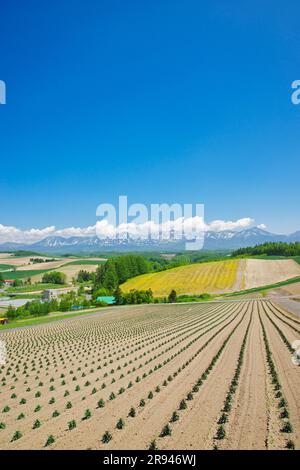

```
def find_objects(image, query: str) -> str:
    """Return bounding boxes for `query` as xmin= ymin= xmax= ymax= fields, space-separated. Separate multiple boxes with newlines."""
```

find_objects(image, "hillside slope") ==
xmin=121 ymin=259 xmax=242 ymax=296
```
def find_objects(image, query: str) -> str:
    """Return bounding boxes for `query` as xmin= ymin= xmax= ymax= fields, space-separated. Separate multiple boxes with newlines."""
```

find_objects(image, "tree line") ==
xmin=232 ymin=242 xmax=300 ymax=257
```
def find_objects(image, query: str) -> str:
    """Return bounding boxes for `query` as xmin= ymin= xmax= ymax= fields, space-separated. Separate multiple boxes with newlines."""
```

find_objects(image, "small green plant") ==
xmin=281 ymin=422 xmax=293 ymax=433
xmin=286 ymin=440 xmax=295 ymax=450
xmin=45 ymin=435 xmax=55 ymax=447
xmin=149 ymin=439 xmax=158 ymax=450
xmin=83 ymin=409 xmax=92 ymax=420
xmin=216 ymin=425 xmax=226 ymax=440
xmin=68 ymin=420 xmax=76 ymax=430
xmin=160 ymin=424 xmax=172 ymax=437
xmin=102 ymin=430 xmax=112 ymax=444
xmin=179 ymin=399 xmax=187 ymax=410
xmin=116 ymin=418 xmax=125 ymax=429
xmin=170 ymin=411 xmax=179 ymax=422
xmin=33 ymin=419 xmax=41 ymax=429
xmin=128 ymin=407 xmax=136 ymax=417
xmin=97 ymin=399 xmax=105 ymax=408
xmin=11 ymin=430 xmax=22 ymax=442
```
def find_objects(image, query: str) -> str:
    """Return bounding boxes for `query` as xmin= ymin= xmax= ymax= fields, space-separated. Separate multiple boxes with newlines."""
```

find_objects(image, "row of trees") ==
xmin=6 ymin=291 xmax=92 ymax=320
xmin=114 ymin=288 xmax=178 ymax=305
xmin=42 ymin=271 xmax=66 ymax=284
xmin=232 ymin=242 xmax=300 ymax=257
xmin=93 ymin=255 xmax=150 ymax=292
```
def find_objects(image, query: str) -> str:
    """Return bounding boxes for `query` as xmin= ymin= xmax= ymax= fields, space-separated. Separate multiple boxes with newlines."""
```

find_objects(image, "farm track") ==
xmin=0 ymin=300 xmax=299 ymax=450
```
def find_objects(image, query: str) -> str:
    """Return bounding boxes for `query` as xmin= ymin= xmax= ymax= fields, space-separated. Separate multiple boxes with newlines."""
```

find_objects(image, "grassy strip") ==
xmin=6 ymin=283 xmax=69 ymax=293
xmin=259 ymin=312 xmax=295 ymax=449
xmin=221 ymin=276 xmax=300 ymax=298
xmin=64 ymin=260 xmax=105 ymax=266
xmin=0 ymin=269 xmax=53 ymax=280
xmin=0 ymin=308 xmax=107 ymax=330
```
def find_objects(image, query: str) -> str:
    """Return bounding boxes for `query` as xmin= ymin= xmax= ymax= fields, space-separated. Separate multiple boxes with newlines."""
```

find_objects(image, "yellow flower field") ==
xmin=121 ymin=259 xmax=241 ymax=296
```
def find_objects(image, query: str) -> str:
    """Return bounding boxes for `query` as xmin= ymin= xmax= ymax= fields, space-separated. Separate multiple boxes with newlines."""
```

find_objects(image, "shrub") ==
xmin=97 ymin=399 xmax=105 ymax=408
xmin=128 ymin=407 xmax=136 ymax=418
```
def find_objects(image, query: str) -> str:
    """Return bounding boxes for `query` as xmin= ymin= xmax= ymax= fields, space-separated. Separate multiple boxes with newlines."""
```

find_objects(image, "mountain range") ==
xmin=0 ymin=227 xmax=299 ymax=253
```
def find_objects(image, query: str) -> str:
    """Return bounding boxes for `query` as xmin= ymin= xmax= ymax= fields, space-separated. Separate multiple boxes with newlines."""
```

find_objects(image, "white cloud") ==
xmin=257 ymin=223 xmax=267 ymax=230
xmin=0 ymin=217 xmax=255 ymax=244
xmin=0 ymin=224 xmax=55 ymax=244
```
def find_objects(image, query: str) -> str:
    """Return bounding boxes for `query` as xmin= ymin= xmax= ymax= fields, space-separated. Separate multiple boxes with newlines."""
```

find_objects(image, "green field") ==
xmin=65 ymin=260 xmax=105 ymax=266
xmin=6 ymin=283 xmax=68 ymax=293
xmin=222 ymin=275 xmax=300 ymax=298
xmin=0 ymin=307 xmax=106 ymax=330
xmin=0 ymin=269 xmax=52 ymax=280
xmin=0 ymin=264 xmax=14 ymax=271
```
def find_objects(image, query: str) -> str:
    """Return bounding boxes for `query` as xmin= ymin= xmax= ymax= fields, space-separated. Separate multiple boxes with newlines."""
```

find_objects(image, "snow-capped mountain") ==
xmin=0 ymin=227 xmax=299 ymax=253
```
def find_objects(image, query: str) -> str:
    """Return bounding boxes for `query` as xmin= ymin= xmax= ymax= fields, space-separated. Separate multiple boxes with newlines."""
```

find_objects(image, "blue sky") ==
xmin=0 ymin=0 xmax=300 ymax=239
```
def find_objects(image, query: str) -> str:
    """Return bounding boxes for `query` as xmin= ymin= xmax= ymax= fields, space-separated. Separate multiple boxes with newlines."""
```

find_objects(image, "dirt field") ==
xmin=0 ymin=299 xmax=299 ymax=450
xmin=31 ymin=264 xmax=99 ymax=282
xmin=243 ymin=259 xmax=300 ymax=290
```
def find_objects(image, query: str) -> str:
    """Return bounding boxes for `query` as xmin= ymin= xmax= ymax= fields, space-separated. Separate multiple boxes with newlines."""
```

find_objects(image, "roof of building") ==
xmin=96 ymin=296 xmax=116 ymax=304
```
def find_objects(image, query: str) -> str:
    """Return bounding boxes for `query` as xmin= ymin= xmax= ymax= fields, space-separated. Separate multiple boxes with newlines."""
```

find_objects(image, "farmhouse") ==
xmin=42 ymin=289 xmax=62 ymax=302
xmin=0 ymin=318 xmax=8 ymax=325
xmin=4 ymin=280 xmax=14 ymax=287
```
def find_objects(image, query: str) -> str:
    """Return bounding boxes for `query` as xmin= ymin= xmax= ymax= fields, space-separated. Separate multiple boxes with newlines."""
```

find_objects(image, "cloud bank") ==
xmin=0 ymin=217 xmax=256 ymax=244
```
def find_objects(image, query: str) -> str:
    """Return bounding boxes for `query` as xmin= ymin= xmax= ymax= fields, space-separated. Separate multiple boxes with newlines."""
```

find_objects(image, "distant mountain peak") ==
xmin=0 ymin=227 xmax=299 ymax=253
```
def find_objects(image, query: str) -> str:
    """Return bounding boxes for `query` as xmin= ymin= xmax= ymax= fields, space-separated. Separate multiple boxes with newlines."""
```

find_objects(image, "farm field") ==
xmin=0 ymin=299 xmax=299 ymax=450
xmin=0 ymin=255 xmax=105 ymax=284
xmin=121 ymin=259 xmax=243 ymax=296
xmin=121 ymin=258 xmax=300 ymax=297
xmin=30 ymin=263 xmax=99 ymax=283
xmin=243 ymin=259 xmax=300 ymax=290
